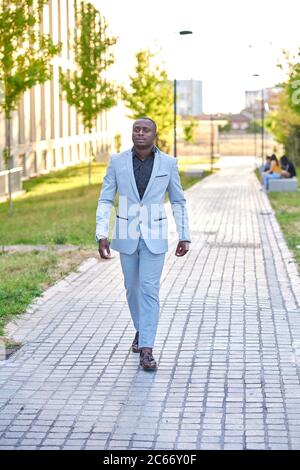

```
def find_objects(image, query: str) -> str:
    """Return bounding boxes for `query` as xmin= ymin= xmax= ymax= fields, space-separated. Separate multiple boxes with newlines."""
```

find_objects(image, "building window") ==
xmin=52 ymin=149 xmax=56 ymax=168
xmin=49 ymin=0 xmax=53 ymax=35
xmin=18 ymin=96 xmax=25 ymax=144
xmin=58 ymin=0 xmax=62 ymax=54
xmin=42 ymin=150 xmax=47 ymax=170
xmin=33 ymin=151 xmax=37 ymax=173
xmin=40 ymin=83 xmax=46 ymax=140
xmin=67 ymin=145 xmax=71 ymax=162
xmin=50 ymin=66 xmax=55 ymax=139
xmin=19 ymin=153 xmax=26 ymax=177
xmin=59 ymin=67 xmax=63 ymax=138
xmin=66 ymin=0 xmax=70 ymax=59
xmin=68 ymin=103 xmax=71 ymax=136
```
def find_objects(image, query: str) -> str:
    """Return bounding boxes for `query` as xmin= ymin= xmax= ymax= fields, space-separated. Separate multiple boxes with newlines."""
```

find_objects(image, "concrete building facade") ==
xmin=177 ymin=79 xmax=203 ymax=117
xmin=245 ymin=86 xmax=282 ymax=115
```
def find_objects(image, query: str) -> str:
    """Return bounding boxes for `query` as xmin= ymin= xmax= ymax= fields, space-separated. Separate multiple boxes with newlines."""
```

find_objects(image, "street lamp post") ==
xmin=261 ymin=87 xmax=265 ymax=164
xmin=250 ymin=97 xmax=257 ymax=158
xmin=173 ymin=30 xmax=193 ymax=158
xmin=254 ymin=120 xmax=257 ymax=158
xmin=210 ymin=113 xmax=214 ymax=172
xmin=252 ymin=74 xmax=265 ymax=166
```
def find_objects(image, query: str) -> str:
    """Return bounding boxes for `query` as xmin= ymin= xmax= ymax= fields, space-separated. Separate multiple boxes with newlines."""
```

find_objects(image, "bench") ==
xmin=268 ymin=176 xmax=298 ymax=192
xmin=0 ymin=167 xmax=24 ymax=201
xmin=183 ymin=168 xmax=204 ymax=178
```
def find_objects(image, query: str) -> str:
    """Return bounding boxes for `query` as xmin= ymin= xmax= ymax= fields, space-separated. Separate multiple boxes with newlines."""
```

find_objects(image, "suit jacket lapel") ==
xmin=125 ymin=149 xmax=140 ymax=201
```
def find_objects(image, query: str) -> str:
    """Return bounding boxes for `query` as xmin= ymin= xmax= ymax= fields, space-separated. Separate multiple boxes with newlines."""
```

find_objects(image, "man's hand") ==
xmin=175 ymin=241 xmax=190 ymax=257
xmin=98 ymin=238 xmax=111 ymax=259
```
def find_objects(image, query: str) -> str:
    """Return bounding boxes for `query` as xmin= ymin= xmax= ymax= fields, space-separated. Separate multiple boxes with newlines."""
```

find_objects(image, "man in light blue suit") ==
xmin=96 ymin=118 xmax=190 ymax=370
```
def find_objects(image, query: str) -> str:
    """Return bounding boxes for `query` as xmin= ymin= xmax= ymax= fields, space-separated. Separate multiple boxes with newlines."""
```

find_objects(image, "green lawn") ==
xmin=256 ymin=167 xmax=300 ymax=270
xmin=0 ymin=250 xmax=58 ymax=336
xmin=0 ymin=163 xmax=107 ymax=247
xmin=0 ymin=161 xmax=207 ymax=340
xmin=268 ymin=178 xmax=300 ymax=270
xmin=0 ymin=248 xmax=94 ymax=336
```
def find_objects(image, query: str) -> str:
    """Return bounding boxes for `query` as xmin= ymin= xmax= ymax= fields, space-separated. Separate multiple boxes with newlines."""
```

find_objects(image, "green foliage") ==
xmin=114 ymin=134 xmax=122 ymax=153
xmin=246 ymin=120 xmax=263 ymax=134
xmin=183 ymin=116 xmax=198 ymax=144
xmin=0 ymin=0 xmax=62 ymax=118
xmin=0 ymin=250 xmax=59 ymax=334
xmin=2 ymin=147 xmax=9 ymax=167
xmin=285 ymin=49 xmax=300 ymax=116
xmin=267 ymin=49 xmax=300 ymax=164
xmin=268 ymin=167 xmax=300 ymax=271
xmin=60 ymin=2 xmax=117 ymax=134
xmin=218 ymin=121 xmax=231 ymax=133
xmin=122 ymin=49 xmax=173 ymax=153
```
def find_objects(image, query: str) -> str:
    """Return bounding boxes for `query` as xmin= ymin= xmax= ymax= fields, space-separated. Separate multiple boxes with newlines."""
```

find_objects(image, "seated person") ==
xmin=263 ymin=154 xmax=281 ymax=190
xmin=260 ymin=155 xmax=271 ymax=173
xmin=279 ymin=155 xmax=297 ymax=178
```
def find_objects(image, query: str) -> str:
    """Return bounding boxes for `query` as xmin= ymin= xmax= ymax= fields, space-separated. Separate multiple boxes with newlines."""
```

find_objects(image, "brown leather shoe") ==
xmin=140 ymin=347 xmax=157 ymax=371
xmin=131 ymin=331 xmax=140 ymax=353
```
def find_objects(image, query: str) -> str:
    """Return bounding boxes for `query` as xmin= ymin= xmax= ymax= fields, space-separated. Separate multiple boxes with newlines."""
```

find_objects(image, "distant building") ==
xmin=0 ymin=0 xmax=119 ymax=178
xmin=245 ymin=86 xmax=282 ymax=116
xmin=177 ymin=80 xmax=203 ymax=117
xmin=245 ymin=90 xmax=262 ymax=109
xmin=205 ymin=112 xmax=251 ymax=132
xmin=229 ymin=113 xmax=251 ymax=131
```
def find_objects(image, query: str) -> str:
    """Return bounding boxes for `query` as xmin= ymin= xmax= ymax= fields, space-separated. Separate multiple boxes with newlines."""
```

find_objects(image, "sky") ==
xmin=93 ymin=0 xmax=300 ymax=114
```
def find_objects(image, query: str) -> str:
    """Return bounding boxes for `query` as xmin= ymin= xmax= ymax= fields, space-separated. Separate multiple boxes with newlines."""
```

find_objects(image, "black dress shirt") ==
xmin=132 ymin=146 xmax=156 ymax=199
xmin=283 ymin=161 xmax=296 ymax=177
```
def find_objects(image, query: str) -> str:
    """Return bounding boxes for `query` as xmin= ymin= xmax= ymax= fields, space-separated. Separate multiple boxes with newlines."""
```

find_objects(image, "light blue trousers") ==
xmin=119 ymin=237 xmax=165 ymax=348
xmin=263 ymin=173 xmax=281 ymax=190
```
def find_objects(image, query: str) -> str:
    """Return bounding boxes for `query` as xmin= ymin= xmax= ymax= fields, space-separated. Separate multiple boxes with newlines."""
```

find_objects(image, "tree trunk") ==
xmin=5 ymin=113 xmax=13 ymax=215
xmin=88 ymin=139 xmax=93 ymax=186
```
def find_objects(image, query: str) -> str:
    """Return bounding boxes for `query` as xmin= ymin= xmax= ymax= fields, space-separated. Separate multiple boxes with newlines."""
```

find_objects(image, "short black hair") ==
xmin=280 ymin=155 xmax=289 ymax=166
xmin=133 ymin=117 xmax=157 ymax=132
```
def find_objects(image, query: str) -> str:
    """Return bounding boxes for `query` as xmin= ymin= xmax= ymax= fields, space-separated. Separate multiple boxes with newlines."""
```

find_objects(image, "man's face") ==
xmin=132 ymin=119 xmax=156 ymax=148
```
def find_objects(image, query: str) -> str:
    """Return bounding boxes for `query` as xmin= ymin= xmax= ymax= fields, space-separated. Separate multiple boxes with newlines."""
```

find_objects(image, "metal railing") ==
xmin=0 ymin=167 xmax=23 ymax=198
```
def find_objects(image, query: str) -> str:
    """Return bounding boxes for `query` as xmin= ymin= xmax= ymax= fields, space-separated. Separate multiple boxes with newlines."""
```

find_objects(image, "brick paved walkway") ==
xmin=1 ymin=156 xmax=300 ymax=450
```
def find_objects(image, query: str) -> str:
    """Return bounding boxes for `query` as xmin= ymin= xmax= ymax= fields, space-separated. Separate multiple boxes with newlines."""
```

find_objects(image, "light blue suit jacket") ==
xmin=95 ymin=148 xmax=190 ymax=254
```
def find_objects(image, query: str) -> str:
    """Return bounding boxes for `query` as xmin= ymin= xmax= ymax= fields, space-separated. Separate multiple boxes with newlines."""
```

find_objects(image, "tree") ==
xmin=266 ymin=48 xmax=300 ymax=164
xmin=246 ymin=120 xmax=263 ymax=134
xmin=122 ymin=49 xmax=173 ymax=153
xmin=60 ymin=1 xmax=117 ymax=185
xmin=266 ymin=85 xmax=300 ymax=164
xmin=218 ymin=121 xmax=232 ymax=133
xmin=0 ymin=0 xmax=61 ymax=213
xmin=183 ymin=116 xmax=198 ymax=144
